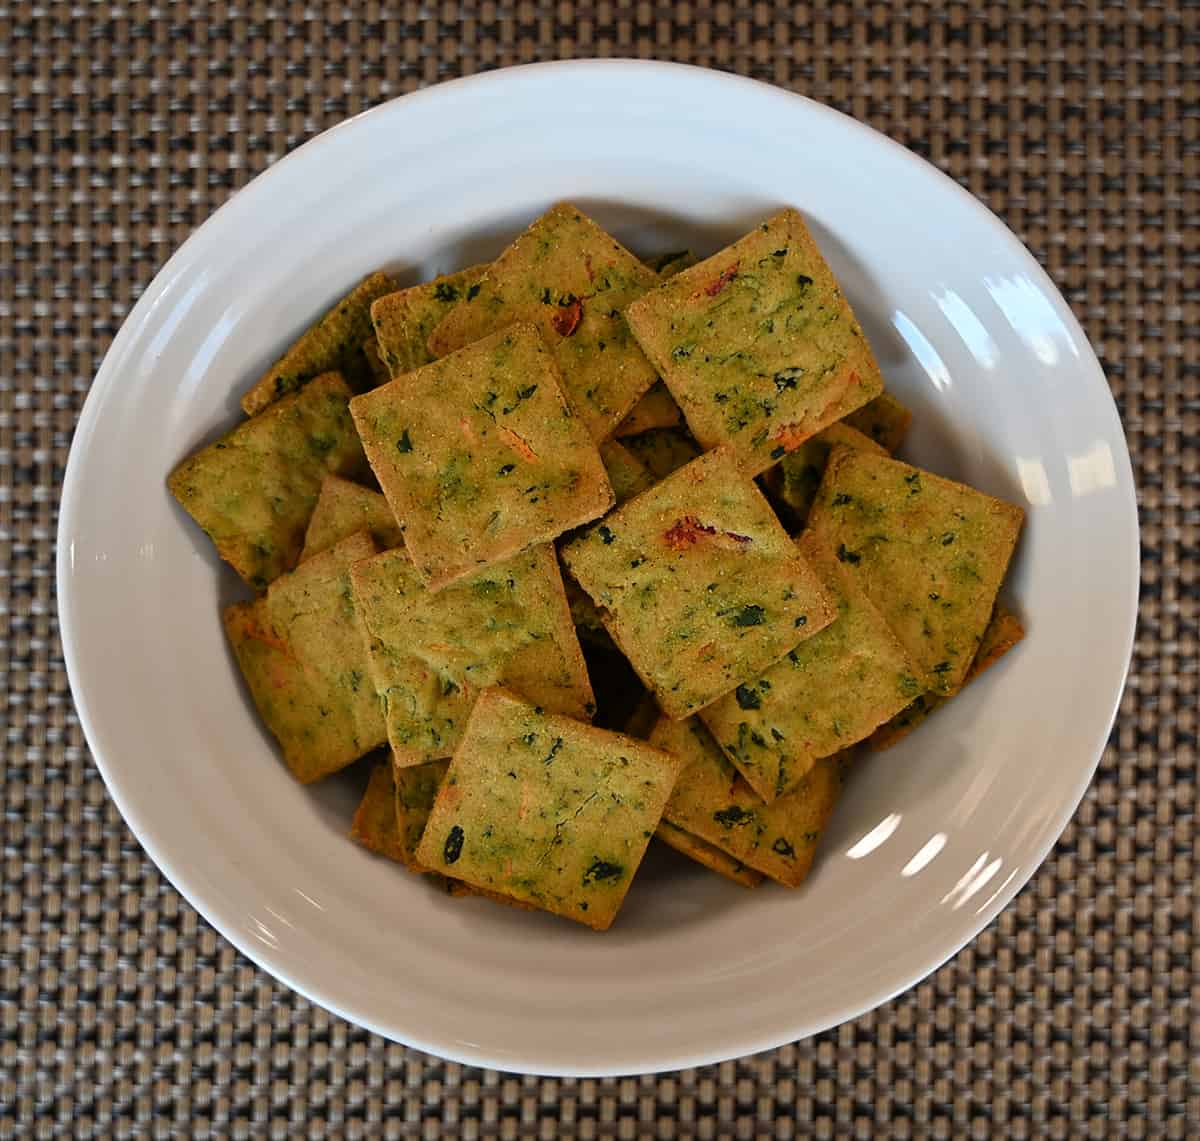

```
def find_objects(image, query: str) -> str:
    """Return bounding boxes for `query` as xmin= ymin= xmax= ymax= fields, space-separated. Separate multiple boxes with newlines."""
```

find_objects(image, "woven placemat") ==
xmin=1 ymin=1 xmax=1196 ymax=1136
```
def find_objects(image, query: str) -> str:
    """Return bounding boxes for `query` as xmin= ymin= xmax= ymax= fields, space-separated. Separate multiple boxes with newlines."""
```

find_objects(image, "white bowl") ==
xmin=58 ymin=60 xmax=1138 ymax=1076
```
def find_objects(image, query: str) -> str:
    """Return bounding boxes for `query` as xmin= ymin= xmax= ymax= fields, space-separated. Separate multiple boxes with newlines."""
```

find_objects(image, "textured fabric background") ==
xmin=1 ymin=2 xmax=1196 ymax=1137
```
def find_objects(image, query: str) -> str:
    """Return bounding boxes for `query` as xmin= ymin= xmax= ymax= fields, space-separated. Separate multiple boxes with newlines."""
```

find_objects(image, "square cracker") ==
xmin=370 ymin=264 xmax=488 ymax=379
xmin=300 ymin=474 xmax=403 ymax=561
xmin=807 ymin=446 xmax=1024 ymax=695
xmin=350 ymin=544 xmax=594 ymax=766
xmin=414 ymin=687 xmax=684 ymax=930
xmin=869 ymin=604 xmax=1024 ymax=750
xmin=651 ymin=715 xmax=843 ymax=888
xmin=655 ymin=820 xmax=764 ymax=888
xmin=624 ymin=208 xmax=885 ymax=476
xmin=169 ymin=371 xmax=368 ymax=590
xmin=241 ymin=270 xmax=398 ymax=415
xmin=392 ymin=757 xmax=451 ymax=867
xmin=350 ymin=759 xmax=408 ymax=862
xmin=350 ymin=323 xmax=614 ymax=589
xmin=427 ymin=203 xmax=661 ymax=440
xmin=223 ymin=532 xmax=386 ymax=782
xmin=842 ymin=390 xmax=913 ymax=453
xmin=760 ymin=421 xmax=887 ymax=532
xmin=560 ymin=447 xmax=836 ymax=720
xmin=699 ymin=530 xmax=920 ymax=802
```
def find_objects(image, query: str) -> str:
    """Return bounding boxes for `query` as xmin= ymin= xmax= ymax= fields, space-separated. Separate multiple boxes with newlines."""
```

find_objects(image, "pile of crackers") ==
xmin=169 ymin=204 xmax=1024 ymax=930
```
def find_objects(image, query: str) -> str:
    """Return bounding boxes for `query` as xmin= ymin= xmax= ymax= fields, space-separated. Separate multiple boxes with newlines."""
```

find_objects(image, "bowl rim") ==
xmin=57 ymin=58 xmax=1139 ymax=1076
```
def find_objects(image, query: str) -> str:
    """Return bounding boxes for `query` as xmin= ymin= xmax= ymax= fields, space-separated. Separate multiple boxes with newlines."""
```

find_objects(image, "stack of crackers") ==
xmin=169 ymin=204 xmax=1025 ymax=930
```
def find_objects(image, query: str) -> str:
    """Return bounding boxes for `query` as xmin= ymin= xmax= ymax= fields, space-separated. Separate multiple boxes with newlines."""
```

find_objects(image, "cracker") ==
xmin=655 ymin=819 xmax=764 ymax=888
xmin=169 ymin=371 xmax=368 ymax=590
xmin=651 ymin=715 xmax=842 ymax=888
xmin=622 ymin=427 xmax=701 ymax=481
xmin=869 ymin=604 xmax=1024 ymax=750
xmin=414 ymin=687 xmax=684 ymax=930
xmin=613 ymin=382 xmax=684 ymax=437
xmin=599 ymin=438 xmax=654 ymax=504
xmin=561 ymin=447 xmax=836 ymax=719
xmin=300 ymin=474 xmax=403 ymax=561
xmin=807 ymin=446 xmax=1024 ymax=695
xmin=427 ymin=203 xmax=661 ymax=440
xmin=698 ymin=530 xmax=920 ymax=801
xmin=240 ymin=271 xmax=398 ymax=415
xmin=370 ymin=264 xmax=488 ymax=379
xmin=350 ymin=759 xmax=407 ymax=862
xmin=350 ymin=544 xmax=594 ymax=766
xmin=625 ymin=208 xmax=885 ymax=475
xmin=350 ymin=323 xmax=614 ymax=589
xmin=393 ymin=757 xmax=450 ymax=866
xmin=760 ymin=421 xmax=886 ymax=531
xmin=842 ymin=391 xmax=913 ymax=453
xmin=223 ymin=532 xmax=386 ymax=782
xmin=565 ymin=576 xmax=617 ymax=651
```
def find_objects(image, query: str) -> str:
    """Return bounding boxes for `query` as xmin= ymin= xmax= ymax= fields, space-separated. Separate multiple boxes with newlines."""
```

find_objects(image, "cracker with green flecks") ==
xmin=169 ymin=371 xmax=368 ymax=590
xmin=842 ymin=390 xmax=913 ymax=453
xmin=625 ymin=208 xmax=885 ymax=476
xmin=300 ymin=474 xmax=403 ymax=561
xmin=241 ymin=271 xmax=398 ymax=415
xmin=869 ymin=604 xmax=1025 ymax=750
xmin=392 ymin=757 xmax=450 ymax=866
xmin=651 ymin=715 xmax=842 ymax=888
xmin=599 ymin=438 xmax=654 ymax=505
xmin=427 ymin=203 xmax=661 ymax=440
xmin=807 ymin=446 xmax=1024 ymax=695
xmin=613 ymin=382 xmax=683 ymax=438
xmin=655 ymin=819 xmax=764 ymax=888
xmin=223 ymin=532 xmax=386 ymax=782
xmin=351 ymin=759 xmax=407 ymax=862
xmin=561 ymin=448 xmax=836 ymax=720
xmin=565 ymin=576 xmax=617 ymax=651
xmin=622 ymin=426 xmax=702 ymax=481
xmin=361 ymin=336 xmax=389 ymax=386
xmin=350 ymin=323 xmax=614 ymax=589
xmin=370 ymin=264 xmax=489 ymax=379
xmin=350 ymin=544 xmax=594 ymax=766
xmin=414 ymin=687 xmax=683 ymax=930
xmin=760 ymin=421 xmax=887 ymax=532
xmin=699 ymin=530 xmax=920 ymax=801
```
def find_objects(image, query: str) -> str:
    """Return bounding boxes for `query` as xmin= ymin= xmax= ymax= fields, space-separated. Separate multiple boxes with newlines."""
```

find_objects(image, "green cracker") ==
xmin=350 ymin=759 xmax=407 ymax=862
xmin=361 ymin=336 xmax=389 ymax=386
xmin=613 ymin=382 xmax=683 ymax=438
xmin=561 ymin=447 xmax=836 ymax=720
xmin=760 ymin=421 xmax=887 ymax=532
xmin=698 ymin=530 xmax=920 ymax=801
xmin=350 ymin=323 xmax=614 ymax=589
xmin=241 ymin=270 xmax=398 ymax=415
xmin=350 ymin=543 xmax=594 ymax=766
xmin=622 ymin=427 xmax=701 ymax=481
xmin=370 ymin=264 xmax=488 ymax=379
xmin=300 ymin=474 xmax=403 ymax=561
xmin=414 ymin=687 xmax=683 ymax=930
xmin=565 ymin=576 xmax=617 ymax=651
xmin=842 ymin=391 xmax=913 ymax=453
xmin=625 ymin=208 xmax=885 ymax=476
xmin=869 ymin=604 xmax=1024 ymax=750
xmin=223 ymin=532 xmax=386 ymax=782
xmin=427 ymin=203 xmax=661 ymax=440
xmin=807 ymin=446 xmax=1024 ymax=695
xmin=655 ymin=819 xmax=764 ymax=888
xmin=651 ymin=715 xmax=842 ymax=888
xmin=169 ymin=370 xmax=368 ymax=590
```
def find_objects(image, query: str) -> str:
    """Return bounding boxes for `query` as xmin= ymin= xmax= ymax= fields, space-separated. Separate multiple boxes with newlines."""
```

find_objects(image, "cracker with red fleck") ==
xmin=349 ymin=323 xmax=613 ymax=589
xmin=561 ymin=448 xmax=836 ymax=720
xmin=625 ymin=209 xmax=885 ymax=475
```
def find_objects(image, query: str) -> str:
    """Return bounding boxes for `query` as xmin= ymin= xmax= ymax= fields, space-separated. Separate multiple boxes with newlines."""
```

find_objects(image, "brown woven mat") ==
xmin=2 ymin=1 xmax=1196 ymax=1136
